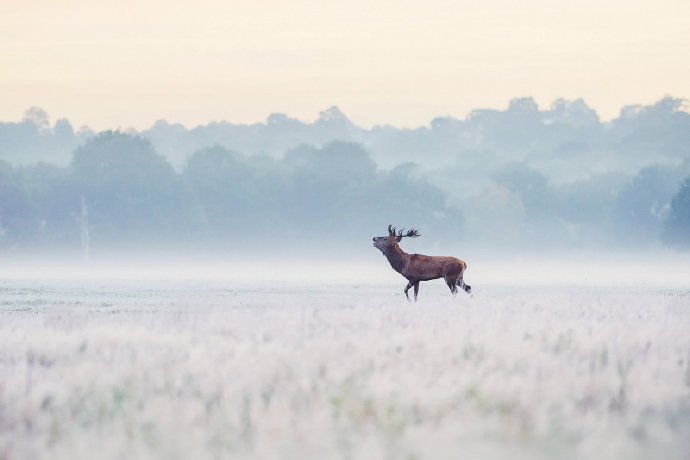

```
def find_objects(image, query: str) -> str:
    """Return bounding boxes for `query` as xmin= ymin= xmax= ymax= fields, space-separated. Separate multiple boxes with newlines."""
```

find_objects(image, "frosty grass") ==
xmin=1 ymin=279 xmax=689 ymax=459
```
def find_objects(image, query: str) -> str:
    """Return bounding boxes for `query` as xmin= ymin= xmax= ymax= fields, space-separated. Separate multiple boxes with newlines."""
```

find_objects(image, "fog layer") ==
xmin=1 ymin=97 xmax=690 ymax=259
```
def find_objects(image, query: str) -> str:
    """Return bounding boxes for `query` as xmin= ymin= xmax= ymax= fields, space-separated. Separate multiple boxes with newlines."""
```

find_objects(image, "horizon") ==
xmin=2 ymin=95 xmax=688 ymax=132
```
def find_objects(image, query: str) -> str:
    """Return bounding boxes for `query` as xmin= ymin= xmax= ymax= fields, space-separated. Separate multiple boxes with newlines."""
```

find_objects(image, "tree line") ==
xmin=0 ymin=133 xmax=463 ymax=256
xmin=2 ymin=97 xmax=690 ymax=255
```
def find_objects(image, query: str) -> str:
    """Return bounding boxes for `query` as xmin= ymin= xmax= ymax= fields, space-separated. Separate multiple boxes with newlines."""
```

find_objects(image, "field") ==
xmin=1 ymin=277 xmax=689 ymax=460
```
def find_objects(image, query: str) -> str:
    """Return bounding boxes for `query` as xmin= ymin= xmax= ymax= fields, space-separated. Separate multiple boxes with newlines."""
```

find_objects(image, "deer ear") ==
xmin=395 ymin=235 xmax=402 ymax=242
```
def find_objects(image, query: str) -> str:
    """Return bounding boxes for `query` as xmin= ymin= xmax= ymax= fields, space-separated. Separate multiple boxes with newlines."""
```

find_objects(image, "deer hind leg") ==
xmin=413 ymin=282 xmax=420 ymax=302
xmin=445 ymin=275 xmax=459 ymax=296
xmin=456 ymin=276 xmax=472 ymax=294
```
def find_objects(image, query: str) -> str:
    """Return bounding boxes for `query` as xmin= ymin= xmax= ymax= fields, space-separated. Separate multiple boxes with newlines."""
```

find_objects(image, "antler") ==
xmin=388 ymin=225 xmax=421 ymax=240
xmin=404 ymin=228 xmax=421 ymax=238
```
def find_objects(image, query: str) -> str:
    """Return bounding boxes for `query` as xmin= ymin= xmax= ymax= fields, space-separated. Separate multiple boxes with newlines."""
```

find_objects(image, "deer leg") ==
xmin=456 ymin=277 xmax=472 ymax=294
xmin=445 ymin=275 xmax=458 ymax=296
xmin=404 ymin=282 xmax=413 ymax=301
xmin=413 ymin=282 xmax=420 ymax=302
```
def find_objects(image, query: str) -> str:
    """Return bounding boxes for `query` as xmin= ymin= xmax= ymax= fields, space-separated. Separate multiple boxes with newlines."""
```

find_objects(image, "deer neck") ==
xmin=384 ymin=243 xmax=410 ymax=274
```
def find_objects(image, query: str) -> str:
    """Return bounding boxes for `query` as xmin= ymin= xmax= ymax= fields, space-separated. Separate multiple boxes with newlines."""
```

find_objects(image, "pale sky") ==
xmin=2 ymin=0 xmax=689 ymax=130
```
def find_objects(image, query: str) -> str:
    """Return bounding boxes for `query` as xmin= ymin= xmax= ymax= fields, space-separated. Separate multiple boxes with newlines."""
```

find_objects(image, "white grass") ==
xmin=1 ymin=279 xmax=689 ymax=460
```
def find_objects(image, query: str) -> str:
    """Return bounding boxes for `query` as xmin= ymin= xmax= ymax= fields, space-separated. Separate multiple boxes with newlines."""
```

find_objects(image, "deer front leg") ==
xmin=413 ymin=282 xmax=419 ymax=302
xmin=404 ymin=282 xmax=413 ymax=301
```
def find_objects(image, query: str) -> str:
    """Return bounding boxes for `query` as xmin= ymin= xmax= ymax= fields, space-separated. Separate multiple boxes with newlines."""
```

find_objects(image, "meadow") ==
xmin=1 ymin=277 xmax=689 ymax=459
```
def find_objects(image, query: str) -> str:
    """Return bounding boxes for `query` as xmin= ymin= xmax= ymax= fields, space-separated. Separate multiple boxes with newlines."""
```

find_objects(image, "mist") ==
xmin=1 ymin=97 xmax=690 ymax=266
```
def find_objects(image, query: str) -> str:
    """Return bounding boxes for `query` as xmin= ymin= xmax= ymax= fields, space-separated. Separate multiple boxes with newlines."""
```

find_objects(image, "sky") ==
xmin=2 ymin=0 xmax=689 ymax=130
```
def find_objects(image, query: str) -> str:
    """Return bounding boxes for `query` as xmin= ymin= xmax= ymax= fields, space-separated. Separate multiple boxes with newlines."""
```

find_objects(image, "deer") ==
xmin=372 ymin=225 xmax=471 ymax=301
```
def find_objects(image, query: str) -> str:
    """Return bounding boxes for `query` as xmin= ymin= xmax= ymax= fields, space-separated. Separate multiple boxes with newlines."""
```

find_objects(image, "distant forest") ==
xmin=1 ymin=97 xmax=689 ymax=256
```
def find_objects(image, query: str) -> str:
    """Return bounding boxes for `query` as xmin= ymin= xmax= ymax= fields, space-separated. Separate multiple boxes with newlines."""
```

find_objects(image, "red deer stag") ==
xmin=373 ymin=225 xmax=471 ymax=301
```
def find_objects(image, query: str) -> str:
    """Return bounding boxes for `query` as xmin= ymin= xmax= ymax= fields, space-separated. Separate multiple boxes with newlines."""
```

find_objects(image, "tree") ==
xmin=71 ymin=131 xmax=199 ymax=248
xmin=492 ymin=163 xmax=552 ymax=220
xmin=184 ymin=145 xmax=285 ymax=241
xmin=0 ymin=161 xmax=38 ymax=247
xmin=282 ymin=142 xmax=377 ymax=233
xmin=613 ymin=166 xmax=681 ymax=247
xmin=663 ymin=177 xmax=690 ymax=249
xmin=21 ymin=162 xmax=81 ymax=248
xmin=22 ymin=107 xmax=50 ymax=133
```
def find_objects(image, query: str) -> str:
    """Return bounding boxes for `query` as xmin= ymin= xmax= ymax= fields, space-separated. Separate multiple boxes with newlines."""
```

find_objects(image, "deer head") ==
xmin=372 ymin=225 xmax=420 ymax=253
